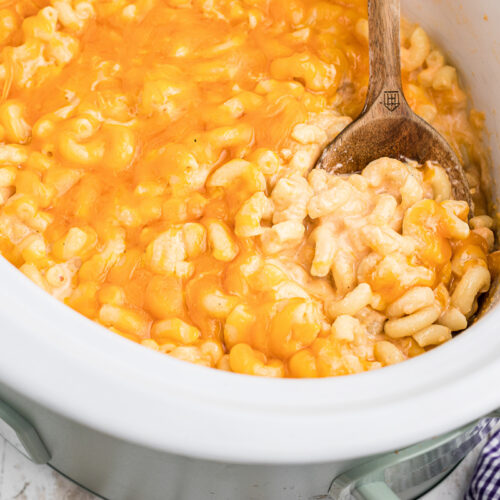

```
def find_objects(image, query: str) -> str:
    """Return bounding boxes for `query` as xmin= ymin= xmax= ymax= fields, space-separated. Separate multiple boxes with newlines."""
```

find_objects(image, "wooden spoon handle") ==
xmin=364 ymin=0 xmax=405 ymax=112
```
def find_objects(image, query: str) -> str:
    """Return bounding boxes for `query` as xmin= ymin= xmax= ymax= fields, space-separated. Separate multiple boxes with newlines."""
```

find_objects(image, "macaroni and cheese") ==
xmin=0 ymin=0 xmax=495 ymax=377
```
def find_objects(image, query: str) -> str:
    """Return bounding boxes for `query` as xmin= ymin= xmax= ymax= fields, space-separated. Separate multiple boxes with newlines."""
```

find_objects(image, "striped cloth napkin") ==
xmin=467 ymin=426 xmax=500 ymax=499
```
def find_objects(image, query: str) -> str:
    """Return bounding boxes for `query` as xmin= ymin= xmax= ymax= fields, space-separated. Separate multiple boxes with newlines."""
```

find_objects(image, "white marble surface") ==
xmin=0 ymin=432 xmax=489 ymax=500
xmin=0 ymin=437 xmax=95 ymax=500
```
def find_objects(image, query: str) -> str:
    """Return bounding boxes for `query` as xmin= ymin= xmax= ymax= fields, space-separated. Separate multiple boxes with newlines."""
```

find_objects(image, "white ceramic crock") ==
xmin=0 ymin=1 xmax=499 ymax=499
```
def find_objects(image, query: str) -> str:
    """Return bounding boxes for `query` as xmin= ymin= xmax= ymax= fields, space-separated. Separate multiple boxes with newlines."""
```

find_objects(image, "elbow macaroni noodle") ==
xmin=0 ymin=0 xmax=496 ymax=377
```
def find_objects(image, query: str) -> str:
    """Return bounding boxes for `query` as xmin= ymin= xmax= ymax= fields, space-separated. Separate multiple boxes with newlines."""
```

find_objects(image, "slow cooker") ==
xmin=0 ymin=1 xmax=499 ymax=499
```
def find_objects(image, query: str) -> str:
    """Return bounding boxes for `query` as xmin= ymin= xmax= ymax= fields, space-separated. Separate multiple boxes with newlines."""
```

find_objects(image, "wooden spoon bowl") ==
xmin=315 ymin=0 xmax=472 ymax=209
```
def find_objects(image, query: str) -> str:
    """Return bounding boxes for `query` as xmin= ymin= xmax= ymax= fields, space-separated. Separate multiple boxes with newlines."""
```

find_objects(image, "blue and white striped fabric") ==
xmin=467 ymin=427 xmax=500 ymax=500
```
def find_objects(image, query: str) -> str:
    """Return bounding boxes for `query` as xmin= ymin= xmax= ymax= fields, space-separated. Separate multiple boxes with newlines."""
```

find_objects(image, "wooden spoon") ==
xmin=315 ymin=0 xmax=472 ymax=208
